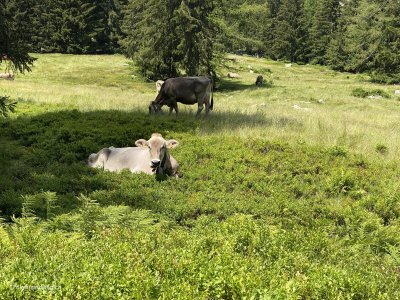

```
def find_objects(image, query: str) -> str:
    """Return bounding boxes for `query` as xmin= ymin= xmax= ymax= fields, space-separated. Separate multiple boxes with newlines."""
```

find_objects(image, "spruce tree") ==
xmin=216 ymin=0 xmax=267 ymax=55
xmin=270 ymin=0 xmax=309 ymax=62
xmin=172 ymin=0 xmax=218 ymax=75
xmin=0 ymin=0 xmax=35 ymax=72
xmin=308 ymin=0 xmax=341 ymax=64
xmin=265 ymin=0 xmax=281 ymax=59
xmin=371 ymin=0 xmax=400 ymax=83
xmin=122 ymin=0 xmax=219 ymax=80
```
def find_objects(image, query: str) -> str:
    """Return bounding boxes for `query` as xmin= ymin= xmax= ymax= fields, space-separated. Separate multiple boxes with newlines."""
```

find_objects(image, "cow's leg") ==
xmin=196 ymin=102 xmax=204 ymax=117
xmin=205 ymin=104 xmax=210 ymax=115
xmin=169 ymin=106 xmax=174 ymax=115
xmin=205 ymin=97 xmax=211 ymax=116
xmin=174 ymin=103 xmax=179 ymax=114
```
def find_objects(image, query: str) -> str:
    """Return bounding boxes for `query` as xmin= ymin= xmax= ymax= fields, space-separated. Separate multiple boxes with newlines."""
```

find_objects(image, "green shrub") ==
xmin=352 ymin=88 xmax=390 ymax=98
xmin=375 ymin=144 xmax=388 ymax=155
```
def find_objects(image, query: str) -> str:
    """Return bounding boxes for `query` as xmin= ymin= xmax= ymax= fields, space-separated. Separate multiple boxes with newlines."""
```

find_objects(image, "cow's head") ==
xmin=135 ymin=133 xmax=178 ymax=171
xmin=149 ymin=101 xmax=162 ymax=114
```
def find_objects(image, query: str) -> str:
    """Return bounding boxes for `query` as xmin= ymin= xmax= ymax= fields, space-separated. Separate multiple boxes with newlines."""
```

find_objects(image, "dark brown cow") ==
xmin=255 ymin=75 xmax=263 ymax=86
xmin=149 ymin=76 xmax=213 ymax=116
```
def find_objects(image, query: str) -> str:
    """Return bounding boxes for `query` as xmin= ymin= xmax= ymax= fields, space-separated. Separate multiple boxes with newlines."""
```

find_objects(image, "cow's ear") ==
xmin=135 ymin=139 xmax=148 ymax=147
xmin=166 ymin=139 xmax=179 ymax=149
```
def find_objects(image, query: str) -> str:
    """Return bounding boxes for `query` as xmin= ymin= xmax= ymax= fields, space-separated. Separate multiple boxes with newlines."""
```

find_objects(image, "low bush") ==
xmin=352 ymin=88 xmax=390 ymax=98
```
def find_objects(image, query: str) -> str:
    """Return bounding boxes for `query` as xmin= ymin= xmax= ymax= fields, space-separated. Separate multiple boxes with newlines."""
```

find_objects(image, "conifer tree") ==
xmin=172 ymin=0 xmax=218 ymax=75
xmin=308 ymin=0 xmax=341 ymax=64
xmin=371 ymin=0 xmax=400 ymax=83
xmin=264 ymin=0 xmax=281 ymax=59
xmin=216 ymin=0 xmax=267 ymax=55
xmin=122 ymin=0 xmax=219 ymax=80
xmin=0 ymin=0 xmax=35 ymax=72
xmin=270 ymin=0 xmax=308 ymax=62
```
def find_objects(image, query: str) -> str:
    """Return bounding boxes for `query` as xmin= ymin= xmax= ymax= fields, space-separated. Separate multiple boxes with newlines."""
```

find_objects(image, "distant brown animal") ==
xmin=255 ymin=75 xmax=263 ymax=86
xmin=0 ymin=73 xmax=14 ymax=80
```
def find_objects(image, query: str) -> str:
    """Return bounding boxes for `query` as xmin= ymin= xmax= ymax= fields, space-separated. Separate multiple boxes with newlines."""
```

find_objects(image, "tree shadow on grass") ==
xmin=0 ymin=108 xmax=302 ymax=219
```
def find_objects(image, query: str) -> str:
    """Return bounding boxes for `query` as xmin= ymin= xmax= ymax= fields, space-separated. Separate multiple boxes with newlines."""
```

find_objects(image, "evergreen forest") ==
xmin=1 ymin=0 xmax=399 ymax=82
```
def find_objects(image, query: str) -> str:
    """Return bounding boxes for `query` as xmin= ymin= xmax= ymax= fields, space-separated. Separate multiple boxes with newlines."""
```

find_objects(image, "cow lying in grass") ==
xmin=0 ymin=73 xmax=14 ymax=80
xmin=88 ymin=133 xmax=179 ymax=177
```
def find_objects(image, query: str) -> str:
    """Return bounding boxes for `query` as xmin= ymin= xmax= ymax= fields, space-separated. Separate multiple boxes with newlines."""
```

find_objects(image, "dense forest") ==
xmin=1 ymin=0 xmax=399 ymax=82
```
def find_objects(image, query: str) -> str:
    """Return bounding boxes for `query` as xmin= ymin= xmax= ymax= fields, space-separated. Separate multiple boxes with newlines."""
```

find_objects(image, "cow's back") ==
xmin=104 ymin=147 xmax=153 ymax=174
xmin=164 ymin=77 xmax=211 ymax=104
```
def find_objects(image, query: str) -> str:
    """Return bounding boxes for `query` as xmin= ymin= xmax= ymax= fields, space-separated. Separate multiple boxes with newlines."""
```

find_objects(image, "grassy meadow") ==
xmin=1 ymin=54 xmax=400 ymax=299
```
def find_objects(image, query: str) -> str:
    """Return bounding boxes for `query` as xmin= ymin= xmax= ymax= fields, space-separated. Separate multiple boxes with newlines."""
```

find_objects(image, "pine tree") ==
xmin=371 ymin=0 xmax=400 ymax=83
xmin=264 ymin=0 xmax=281 ymax=59
xmin=26 ymin=0 xmax=126 ymax=54
xmin=122 ymin=0 xmax=219 ymax=80
xmin=122 ymin=0 xmax=178 ymax=79
xmin=216 ymin=0 xmax=267 ymax=55
xmin=270 ymin=0 xmax=309 ymax=62
xmin=326 ymin=25 xmax=348 ymax=71
xmin=172 ymin=0 xmax=218 ymax=75
xmin=0 ymin=0 xmax=35 ymax=72
xmin=308 ymin=0 xmax=341 ymax=64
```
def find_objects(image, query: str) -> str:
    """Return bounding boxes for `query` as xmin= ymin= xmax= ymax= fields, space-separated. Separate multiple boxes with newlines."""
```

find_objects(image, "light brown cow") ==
xmin=227 ymin=72 xmax=240 ymax=79
xmin=0 ymin=73 xmax=14 ymax=80
xmin=88 ymin=133 xmax=179 ymax=177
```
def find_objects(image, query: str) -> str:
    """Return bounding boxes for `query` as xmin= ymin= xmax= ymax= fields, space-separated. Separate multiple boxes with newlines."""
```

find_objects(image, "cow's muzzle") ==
xmin=150 ymin=159 xmax=161 ymax=168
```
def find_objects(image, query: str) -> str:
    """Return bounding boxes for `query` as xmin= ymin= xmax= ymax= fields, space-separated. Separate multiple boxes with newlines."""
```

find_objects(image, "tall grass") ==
xmin=2 ymin=53 xmax=399 ymax=159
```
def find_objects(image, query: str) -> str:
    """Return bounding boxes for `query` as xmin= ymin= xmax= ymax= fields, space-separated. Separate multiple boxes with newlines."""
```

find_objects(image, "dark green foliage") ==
xmin=326 ymin=0 xmax=400 ymax=83
xmin=0 ymin=108 xmax=398 ymax=229
xmin=269 ymin=0 xmax=309 ymax=62
xmin=375 ymin=144 xmax=388 ymax=155
xmin=217 ymin=0 xmax=267 ymax=55
xmin=122 ymin=0 xmax=220 ymax=79
xmin=2 ymin=0 xmax=398 ymax=80
xmin=351 ymin=88 xmax=390 ymax=98
xmin=0 ymin=96 xmax=17 ymax=117
xmin=308 ymin=0 xmax=340 ymax=64
xmin=0 ymin=0 xmax=35 ymax=72
xmin=25 ymin=0 xmax=126 ymax=54
xmin=370 ymin=0 xmax=400 ymax=83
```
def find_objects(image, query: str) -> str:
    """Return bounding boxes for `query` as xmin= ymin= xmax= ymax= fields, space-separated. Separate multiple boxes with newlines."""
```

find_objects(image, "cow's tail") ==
xmin=209 ymin=78 xmax=214 ymax=111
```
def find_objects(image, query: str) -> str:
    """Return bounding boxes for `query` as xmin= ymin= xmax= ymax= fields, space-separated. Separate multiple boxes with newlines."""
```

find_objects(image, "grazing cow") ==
xmin=255 ymin=75 xmax=263 ymax=86
xmin=155 ymin=80 xmax=164 ymax=93
xmin=0 ymin=73 xmax=14 ymax=80
xmin=88 ymin=133 xmax=179 ymax=177
xmin=227 ymin=72 xmax=240 ymax=79
xmin=149 ymin=76 xmax=213 ymax=116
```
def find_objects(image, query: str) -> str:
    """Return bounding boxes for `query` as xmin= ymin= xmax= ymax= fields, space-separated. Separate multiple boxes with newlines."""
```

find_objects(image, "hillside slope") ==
xmin=0 ymin=54 xmax=400 ymax=298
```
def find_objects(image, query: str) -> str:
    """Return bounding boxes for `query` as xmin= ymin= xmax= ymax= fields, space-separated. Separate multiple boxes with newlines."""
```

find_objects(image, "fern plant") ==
xmin=0 ymin=96 xmax=17 ymax=117
xmin=78 ymin=194 xmax=104 ymax=239
xmin=21 ymin=191 xmax=57 ymax=220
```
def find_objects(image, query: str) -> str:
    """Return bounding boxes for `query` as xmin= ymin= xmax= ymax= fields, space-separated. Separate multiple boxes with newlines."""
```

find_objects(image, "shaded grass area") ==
xmin=0 ymin=108 xmax=300 ymax=217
